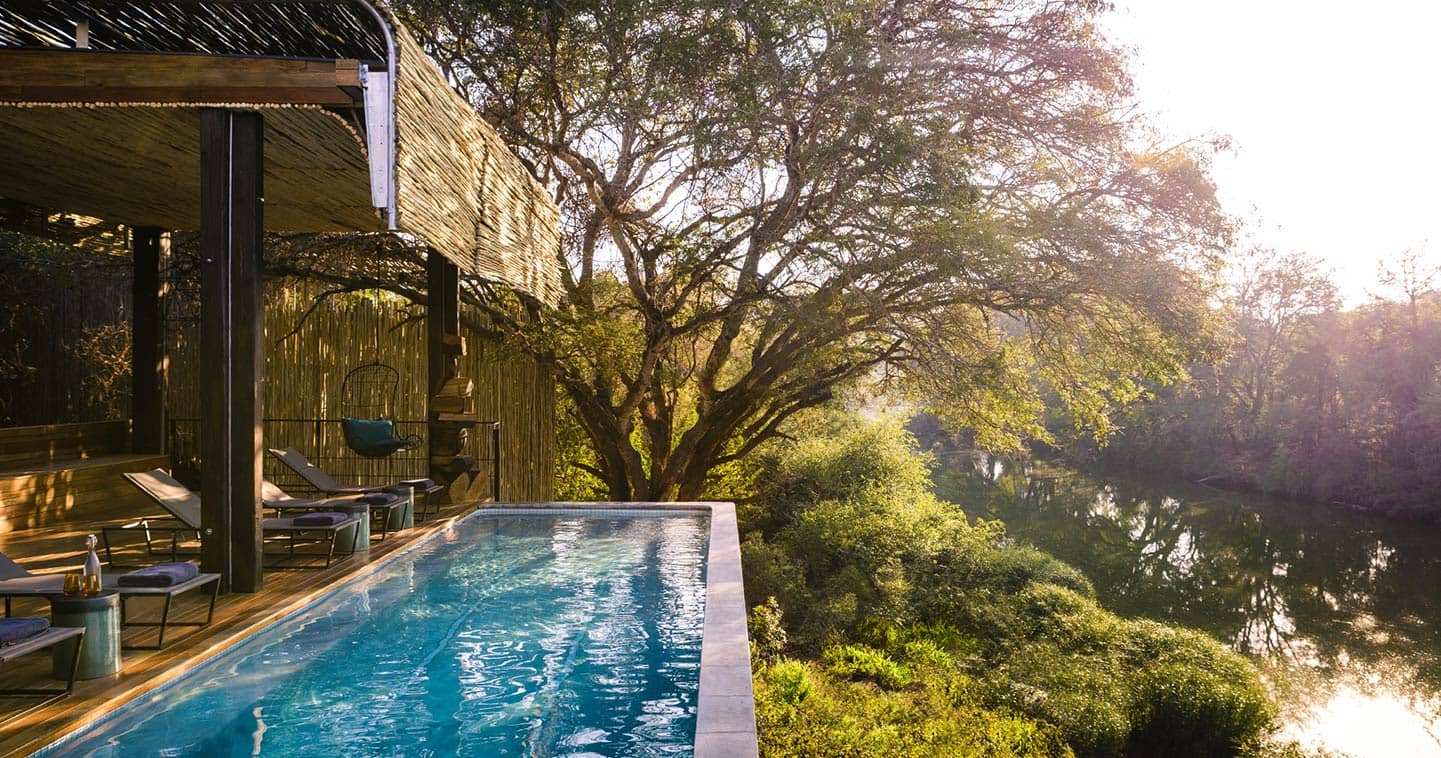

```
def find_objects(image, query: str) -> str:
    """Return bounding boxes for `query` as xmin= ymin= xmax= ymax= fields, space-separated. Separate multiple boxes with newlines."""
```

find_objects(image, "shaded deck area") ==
xmin=0 ymin=498 xmax=480 ymax=757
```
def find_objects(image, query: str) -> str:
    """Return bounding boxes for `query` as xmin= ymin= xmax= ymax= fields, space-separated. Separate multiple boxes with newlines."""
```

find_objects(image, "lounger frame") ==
xmin=101 ymin=517 xmax=200 ymax=567
xmin=0 ymin=626 xmax=85 ymax=722
xmin=114 ymin=573 xmax=222 ymax=650
xmin=261 ymin=518 xmax=362 ymax=570
xmin=0 ymin=573 xmax=223 ymax=650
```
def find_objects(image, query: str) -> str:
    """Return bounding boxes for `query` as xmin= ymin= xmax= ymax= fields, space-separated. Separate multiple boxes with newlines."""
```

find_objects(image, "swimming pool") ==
xmin=41 ymin=509 xmax=711 ymax=757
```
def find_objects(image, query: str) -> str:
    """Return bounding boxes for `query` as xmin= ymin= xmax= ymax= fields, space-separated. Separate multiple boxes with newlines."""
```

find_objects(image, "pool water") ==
xmin=46 ymin=512 xmax=710 ymax=757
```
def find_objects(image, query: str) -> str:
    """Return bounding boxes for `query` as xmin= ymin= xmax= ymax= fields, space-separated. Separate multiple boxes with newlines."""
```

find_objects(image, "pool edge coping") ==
xmin=483 ymin=502 xmax=759 ymax=758
xmin=31 ymin=502 xmax=758 ymax=758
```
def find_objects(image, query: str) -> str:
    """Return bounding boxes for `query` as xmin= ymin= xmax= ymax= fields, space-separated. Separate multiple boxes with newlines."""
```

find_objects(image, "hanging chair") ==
xmin=339 ymin=362 xmax=418 ymax=458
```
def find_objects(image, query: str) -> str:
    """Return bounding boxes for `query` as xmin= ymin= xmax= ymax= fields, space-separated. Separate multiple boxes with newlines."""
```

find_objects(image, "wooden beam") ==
xmin=199 ymin=109 xmax=265 ymax=594
xmin=0 ymin=49 xmax=363 ymax=106
xmin=130 ymin=227 xmax=166 ymax=454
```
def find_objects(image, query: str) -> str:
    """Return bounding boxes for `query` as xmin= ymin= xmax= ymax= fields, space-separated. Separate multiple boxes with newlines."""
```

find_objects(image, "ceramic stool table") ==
xmin=330 ymin=501 xmax=370 ymax=547
xmin=50 ymin=590 xmax=121 ymax=679
xmin=385 ymin=488 xmax=415 ymax=532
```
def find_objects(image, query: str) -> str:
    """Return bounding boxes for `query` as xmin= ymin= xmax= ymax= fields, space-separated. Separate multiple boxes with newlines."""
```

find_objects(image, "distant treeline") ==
xmin=1079 ymin=248 xmax=1441 ymax=519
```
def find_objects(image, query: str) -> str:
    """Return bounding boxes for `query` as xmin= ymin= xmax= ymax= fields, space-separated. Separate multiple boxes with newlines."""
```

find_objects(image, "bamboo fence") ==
xmin=165 ymin=278 xmax=555 ymax=501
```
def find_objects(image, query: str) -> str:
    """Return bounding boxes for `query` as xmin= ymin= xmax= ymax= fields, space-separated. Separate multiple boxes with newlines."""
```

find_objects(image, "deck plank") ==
xmin=0 ymin=500 xmax=481 ymax=757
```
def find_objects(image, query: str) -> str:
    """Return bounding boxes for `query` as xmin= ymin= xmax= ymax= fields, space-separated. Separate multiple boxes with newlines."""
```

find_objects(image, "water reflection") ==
xmin=936 ymin=452 xmax=1441 ymax=756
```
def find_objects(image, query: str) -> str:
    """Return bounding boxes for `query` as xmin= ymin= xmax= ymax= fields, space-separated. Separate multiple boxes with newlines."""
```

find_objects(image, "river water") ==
xmin=935 ymin=453 xmax=1441 ymax=757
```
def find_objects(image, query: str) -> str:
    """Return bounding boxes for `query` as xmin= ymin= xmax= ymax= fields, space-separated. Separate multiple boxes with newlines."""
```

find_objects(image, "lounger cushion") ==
xmin=118 ymin=562 xmax=200 ymax=587
xmin=293 ymin=512 xmax=349 ymax=526
xmin=355 ymin=492 xmax=400 ymax=506
xmin=0 ymin=617 xmax=49 ymax=645
xmin=397 ymin=478 xmax=438 ymax=490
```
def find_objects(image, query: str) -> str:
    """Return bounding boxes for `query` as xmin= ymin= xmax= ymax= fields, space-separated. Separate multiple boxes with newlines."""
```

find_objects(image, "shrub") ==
xmin=823 ymin=644 xmax=912 ymax=690
xmin=1124 ymin=621 xmax=1275 ymax=757
xmin=744 ymin=418 xmax=1281 ymax=756
xmin=753 ymin=656 xmax=1072 ymax=758
xmin=766 ymin=659 xmax=813 ymax=707
xmin=748 ymin=596 xmax=788 ymax=664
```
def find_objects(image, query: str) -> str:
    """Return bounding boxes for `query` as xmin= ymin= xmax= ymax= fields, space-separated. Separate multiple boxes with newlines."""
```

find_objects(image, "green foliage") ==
xmin=399 ymin=0 xmax=1229 ymax=501
xmin=823 ymin=645 xmax=912 ymax=690
xmin=1088 ymin=246 xmax=1441 ymax=518
xmin=755 ymin=651 xmax=1071 ymax=758
xmin=748 ymin=597 xmax=788 ymax=665
xmin=0 ymin=231 xmax=133 ymax=425
xmin=765 ymin=659 xmax=814 ymax=707
xmin=1124 ymin=621 xmax=1274 ymax=756
xmin=553 ymin=392 xmax=609 ymax=500
xmin=745 ymin=417 xmax=1282 ymax=757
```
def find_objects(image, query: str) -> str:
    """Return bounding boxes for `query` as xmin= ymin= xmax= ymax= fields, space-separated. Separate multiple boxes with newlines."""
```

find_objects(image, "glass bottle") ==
xmin=83 ymin=533 xmax=102 ymax=586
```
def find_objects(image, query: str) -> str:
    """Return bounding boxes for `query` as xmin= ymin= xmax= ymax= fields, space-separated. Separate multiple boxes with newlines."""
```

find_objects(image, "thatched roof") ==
xmin=0 ymin=1 xmax=386 ymax=60
xmin=0 ymin=1 xmax=562 ymax=304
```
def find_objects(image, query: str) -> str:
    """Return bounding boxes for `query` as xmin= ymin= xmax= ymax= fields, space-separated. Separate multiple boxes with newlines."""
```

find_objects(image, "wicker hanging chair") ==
xmin=339 ymin=362 xmax=417 ymax=458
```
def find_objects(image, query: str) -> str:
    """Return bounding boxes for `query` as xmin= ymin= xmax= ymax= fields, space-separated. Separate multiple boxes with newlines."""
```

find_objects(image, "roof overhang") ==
xmin=0 ymin=48 xmax=378 ymax=232
xmin=0 ymin=2 xmax=562 ymax=303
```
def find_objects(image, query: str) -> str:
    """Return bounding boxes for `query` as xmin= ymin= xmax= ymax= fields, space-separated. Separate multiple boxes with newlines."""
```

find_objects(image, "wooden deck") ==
xmin=0 ymin=499 xmax=482 ymax=757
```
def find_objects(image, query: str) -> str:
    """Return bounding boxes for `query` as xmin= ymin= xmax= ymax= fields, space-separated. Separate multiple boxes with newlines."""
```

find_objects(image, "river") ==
xmin=935 ymin=452 xmax=1441 ymax=757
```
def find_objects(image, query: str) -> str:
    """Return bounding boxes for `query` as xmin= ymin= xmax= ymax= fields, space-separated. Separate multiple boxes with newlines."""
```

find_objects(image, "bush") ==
xmin=823 ymin=645 xmax=912 ymax=690
xmin=749 ymin=596 xmax=788 ymax=664
xmin=1124 ymin=621 xmax=1275 ymax=757
xmin=754 ymin=655 xmax=1071 ymax=758
xmin=766 ymin=659 xmax=813 ymax=707
xmin=744 ymin=417 xmax=1281 ymax=756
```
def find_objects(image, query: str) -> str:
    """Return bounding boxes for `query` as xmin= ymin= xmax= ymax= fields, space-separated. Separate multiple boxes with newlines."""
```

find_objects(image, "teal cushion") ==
xmin=341 ymin=418 xmax=414 ymax=457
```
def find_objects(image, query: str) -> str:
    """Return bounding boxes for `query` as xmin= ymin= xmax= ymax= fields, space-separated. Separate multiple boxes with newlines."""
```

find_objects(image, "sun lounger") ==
xmin=124 ymin=469 xmax=362 ymax=570
xmin=0 ymin=619 xmax=84 ymax=721
xmin=262 ymin=480 xmax=405 ymax=541
xmin=0 ymin=552 xmax=221 ymax=650
xmin=267 ymin=447 xmax=444 ymax=518
xmin=266 ymin=448 xmax=390 ymax=495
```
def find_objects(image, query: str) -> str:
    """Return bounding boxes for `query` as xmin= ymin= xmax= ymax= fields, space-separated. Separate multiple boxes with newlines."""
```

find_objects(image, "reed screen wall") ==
xmin=165 ymin=277 xmax=555 ymax=501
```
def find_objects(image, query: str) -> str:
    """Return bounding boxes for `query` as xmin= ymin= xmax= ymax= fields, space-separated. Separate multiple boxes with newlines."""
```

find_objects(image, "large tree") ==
xmin=390 ymin=0 xmax=1229 ymax=500
xmin=1226 ymin=247 xmax=1338 ymax=441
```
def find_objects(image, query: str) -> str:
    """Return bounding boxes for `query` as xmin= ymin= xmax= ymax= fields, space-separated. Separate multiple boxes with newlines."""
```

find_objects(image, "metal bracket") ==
xmin=361 ymin=65 xmax=395 ymax=222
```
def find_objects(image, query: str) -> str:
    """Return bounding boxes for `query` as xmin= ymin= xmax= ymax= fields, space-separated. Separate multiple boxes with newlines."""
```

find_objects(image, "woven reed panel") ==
xmin=165 ymin=278 xmax=556 ymax=501
xmin=0 ymin=104 xmax=378 ymax=232
xmin=393 ymin=30 xmax=562 ymax=304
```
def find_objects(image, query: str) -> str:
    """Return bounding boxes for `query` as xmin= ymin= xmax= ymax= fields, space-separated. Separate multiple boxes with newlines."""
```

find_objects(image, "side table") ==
xmin=332 ymin=502 xmax=370 ymax=547
xmin=51 ymin=590 xmax=121 ymax=679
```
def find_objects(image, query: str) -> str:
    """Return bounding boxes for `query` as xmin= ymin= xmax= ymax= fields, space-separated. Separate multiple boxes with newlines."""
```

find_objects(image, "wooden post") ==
xmin=426 ymin=250 xmax=459 ymax=397
xmin=491 ymin=423 xmax=502 ymax=502
xmin=131 ymin=226 xmax=166 ymax=454
xmin=199 ymin=109 xmax=264 ymax=594
xmin=427 ymin=250 xmax=461 ymax=489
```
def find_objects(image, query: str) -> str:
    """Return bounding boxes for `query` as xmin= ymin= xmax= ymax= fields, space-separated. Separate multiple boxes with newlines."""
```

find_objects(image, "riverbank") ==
xmin=740 ymin=421 xmax=1315 ymax=757
xmin=934 ymin=451 xmax=1441 ymax=757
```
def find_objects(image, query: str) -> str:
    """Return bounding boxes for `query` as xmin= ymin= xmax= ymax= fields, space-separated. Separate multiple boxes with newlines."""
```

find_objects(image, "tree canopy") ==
xmin=394 ymin=0 xmax=1230 ymax=500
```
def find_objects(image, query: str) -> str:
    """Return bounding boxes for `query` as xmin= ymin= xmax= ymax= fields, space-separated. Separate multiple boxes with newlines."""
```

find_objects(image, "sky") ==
xmin=1102 ymin=0 xmax=1441 ymax=306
